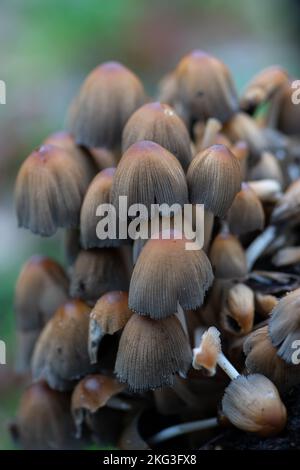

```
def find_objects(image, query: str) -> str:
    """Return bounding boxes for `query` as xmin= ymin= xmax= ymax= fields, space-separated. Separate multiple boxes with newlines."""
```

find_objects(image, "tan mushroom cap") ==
xmin=129 ymin=231 xmax=213 ymax=318
xmin=209 ymin=233 xmax=248 ymax=280
xmin=193 ymin=326 xmax=221 ymax=376
xmin=15 ymin=144 xmax=88 ymax=236
xmin=221 ymin=283 xmax=255 ymax=336
xmin=32 ymin=300 xmax=94 ymax=391
xmin=122 ymin=102 xmax=192 ymax=170
xmin=187 ymin=144 xmax=242 ymax=217
xmin=68 ymin=61 xmax=146 ymax=148
xmin=111 ymin=140 xmax=188 ymax=217
xmin=115 ymin=314 xmax=192 ymax=392
xmin=222 ymin=373 xmax=287 ymax=437
xmin=227 ymin=183 xmax=265 ymax=235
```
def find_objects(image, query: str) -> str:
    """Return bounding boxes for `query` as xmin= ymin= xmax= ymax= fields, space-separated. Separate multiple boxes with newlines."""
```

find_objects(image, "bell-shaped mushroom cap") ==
xmin=271 ymin=179 xmax=300 ymax=224
xmin=115 ymin=314 xmax=192 ymax=391
xmin=32 ymin=300 xmax=94 ymax=390
xmin=269 ymin=288 xmax=300 ymax=363
xmin=244 ymin=326 xmax=300 ymax=393
xmin=277 ymin=82 xmax=300 ymax=136
xmin=14 ymin=381 xmax=76 ymax=450
xmin=122 ymin=102 xmax=192 ymax=170
xmin=15 ymin=144 xmax=88 ymax=236
xmin=248 ymin=151 xmax=284 ymax=185
xmin=80 ymin=168 xmax=117 ymax=249
xmin=255 ymin=293 xmax=278 ymax=318
xmin=227 ymin=183 xmax=265 ymax=235
xmin=70 ymin=248 xmax=129 ymax=304
xmin=193 ymin=326 xmax=221 ymax=376
xmin=68 ymin=61 xmax=146 ymax=149
xmin=89 ymin=291 xmax=132 ymax=363
xmin=222 ymin=373 xmax=287 ymax=436
xmin=129 ymin=232 xmax=213 ymax=318
xmin=15 ymin=255 xmax=69 ymax=331
xmin=43 ymin=130 xmax=96 ymax=185
xmin=209 ymin=233 xmax=248 ymax=280
xmin=240 ymin=66 xmax=289 ymax=112
xmin=174 ymin=50 xmax=238 ymax=123
xmin=221 ymin=283 xmax=255 ymax=336
xmin=71 ymin=374 xmax=125 ymax=437
xmin=224 ymin=113 xmax=270 ymax=164
xmin=187 ymin=144 xmax=241 ymax=217
xmin=111 ymin=140 xmax=188 ymax=216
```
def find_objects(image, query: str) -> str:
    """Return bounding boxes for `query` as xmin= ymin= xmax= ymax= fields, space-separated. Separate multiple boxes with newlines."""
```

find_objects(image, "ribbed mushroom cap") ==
xmin=221 ymin=283 xmax=254 ymax=336
xmin=70 ymin=248 xmax=128 ymax=303
xmin=14 ymin=381 xmax=76 ymax=450
xmin=15 ymin=144 xmax=88 ymax=236
xmin=111 ymin=140 xmax=188 ymax=217
xmin=244 ymin=326 xmax=300 ymax=393
xmin=122 ymin=102 xmax=192 ymax=170
xmin=222 ymin=373 xmax=287 ymax=437
xmin=209 ymin=233 xmax=248 ymax=280
xmin=271 ymin=179 xmax=300 ymax=224
xmin=224 ymin=113 xmax=270 ymax=164
xmin=43 ymin=130 xmax=96 ymax=185
xmin=80 ymin=168 xmax=116 ymax=249
xmin=248 ymin=151 xmax=284 ymax=185
xmin=269 ymin=288 xmax=300 ymax=363
xmin=187 ymin=144 xmax=241 ymax=217
xmin=89 ymin=291 xmax=132 ymax=363
xmin=129 ymin=232 xmax=214 ymax=318
xmin=174 ymin=50 xmax=239 ymax=123
xmin=15 ymin=255 xmax=69 ymax=331
xmin=114 ymin=314 xmax=192 ymax=392
xmin=193 ymin=326 xmax=221 ymax=376
xmin=71 ymin=374 xmax=124 ymax=437
xmin=68 ymin=61 xmax=146 ymax=148
xmin=240 ymin=66 xmax=289 ymax=112
xmin=227 ymin=182 xmax=265 ymax=235
xmin=32 ymin=300 xmax=94 ymax=390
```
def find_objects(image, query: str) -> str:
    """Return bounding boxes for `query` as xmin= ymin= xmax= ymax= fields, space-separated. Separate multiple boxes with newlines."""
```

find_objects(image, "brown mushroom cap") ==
xmin=248 ymin=151 xmax=284 ymax=185
xmin=269 ymin=287 xmax=300 ymax=363
xmin=111 ymin=140 xmax=188 ymax=216
xmin=274 ymin=80 xmax=300 ymax=136
xmin=129 ymin=232 xmax=213 ymax=318
xmin=32 ymin=300 xmax=94 ymax=390
xmin=222 ymin=373 xmax=287 ymax=437
xmin=15 ymin=144 xmax=88 ymax=236
xmin=14 ymin=381 xmax=76 ymax=450
xmin=193 ymin=326 xmax=221 ymax=376
xmin=70 ymin=248 xmax=129 ymax=303
xmin=244 ymin=326 xmax=300 ymax=393
xmin=209 ymin=233 xmax=248 ymax=280
xmin=80 ymin=168 xmax=117 ymax=249
xmin=115 ymin=313 xmax=192 ymax=391
xmin=227 ymin=182 xmax=265 ymax=235
xmin=89 ymin=291 xmax=132 ymax=363
xmin=271 ymin=179 xmax=300 ymax=224
xmin=68 ymin=61 xmax=146 ymax=148
xmin=221 ymin=283 xmax=255 ymax=336
xmin=122 ymin=102 xmax=192 ymax=170
xmin=71 ymin=374 xmax=125 ymax=437
xmin=187 ymin=144 xmax=242 ymax=217
xmin=174 ymin=50 xmax=239 ymax=123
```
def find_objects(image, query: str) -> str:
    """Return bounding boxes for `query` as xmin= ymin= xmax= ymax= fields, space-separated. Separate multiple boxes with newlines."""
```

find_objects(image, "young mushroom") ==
xmin=193 ymin=327 xmax=287 ymax=436
xmin=68 ymin=61 xmax=146 ymax=149
xmin=115 ymin=313 xmax=192 ymax=391
xmin=15 ymin=144 xmax=89 ymax=236
xmin=122 ymin=102 xmax=192 ymax=170
xmin=111 ymin=140 xmax=188 ymax=217
xmin=31 ymin=300 xmax=95 ymax=391
xmin=209 ymin=232 xmax=248 ymax=280
xmin=14 ymin=255 xmax=69 ymax=371
xmin=220 ymin=283 xmax=255 ymax=336
xmin=227 ymin=182 xmax=265 ymax=235
xmin=128 ymin=231 xmax=213 ymax=319
xmin=88 ymin=291 xmax=132 ymax=363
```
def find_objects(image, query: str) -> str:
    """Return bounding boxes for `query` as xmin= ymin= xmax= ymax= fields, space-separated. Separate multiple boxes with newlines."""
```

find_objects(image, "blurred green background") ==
xmin=0 ymin=0 xmax=300 ymax=450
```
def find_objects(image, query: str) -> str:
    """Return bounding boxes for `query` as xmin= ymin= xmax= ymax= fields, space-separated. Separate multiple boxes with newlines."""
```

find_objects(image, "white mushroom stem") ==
xmin=200 ymin=118 xmax=222 ymax=150
xmin=217 ymin=352 xmax=239 ymax=380
xmin=246 ymin=225 xmax=277 ymax=270
xmin=176 ymin=303 xmax=189 ymax=338
xmin=148 ymin=417 xmax=219 ymax=446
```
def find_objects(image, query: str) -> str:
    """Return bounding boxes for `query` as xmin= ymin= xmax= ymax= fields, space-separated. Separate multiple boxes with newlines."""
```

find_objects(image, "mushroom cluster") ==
xmin=12 ymin=52 xmax=300 ymax=449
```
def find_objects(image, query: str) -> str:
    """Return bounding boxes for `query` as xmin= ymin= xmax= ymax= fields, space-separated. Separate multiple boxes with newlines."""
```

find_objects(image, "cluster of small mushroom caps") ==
xmin=12 ymin=50 xmax=300 ymax=449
